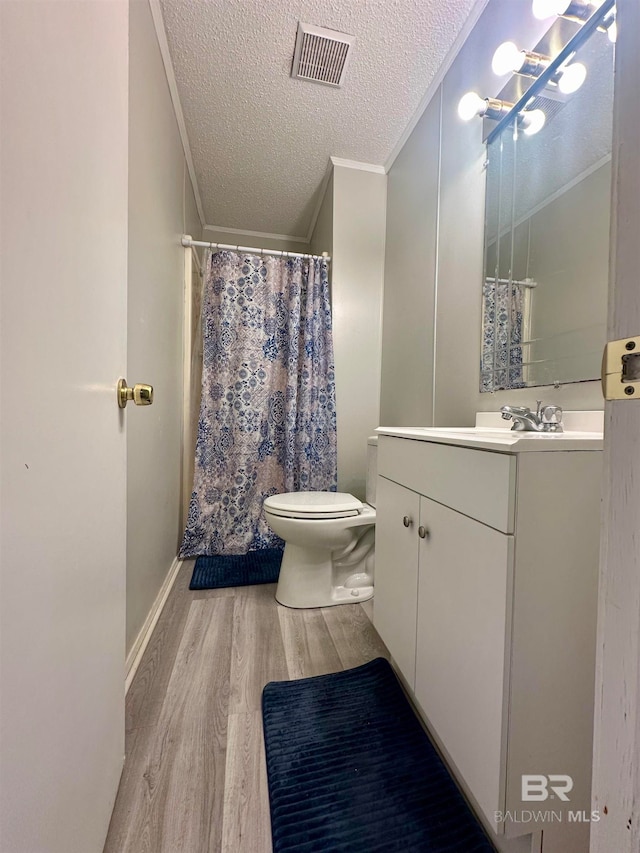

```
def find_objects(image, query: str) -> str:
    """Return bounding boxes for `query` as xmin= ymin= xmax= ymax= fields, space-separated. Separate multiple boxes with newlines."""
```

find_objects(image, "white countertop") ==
xmin=376 ymin=412 xmax=604 ymax=453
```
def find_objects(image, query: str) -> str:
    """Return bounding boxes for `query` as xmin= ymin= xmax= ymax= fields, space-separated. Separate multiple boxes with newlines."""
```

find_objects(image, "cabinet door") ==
xmin=415 ymin=497 xmax=513 ymax=832
xmin=373 ymin=476 xmax=420 ymax=688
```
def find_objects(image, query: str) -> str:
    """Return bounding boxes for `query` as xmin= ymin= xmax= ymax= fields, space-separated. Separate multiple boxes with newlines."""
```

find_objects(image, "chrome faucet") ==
xmin=500 ymin=401 xmax=563 ymax=432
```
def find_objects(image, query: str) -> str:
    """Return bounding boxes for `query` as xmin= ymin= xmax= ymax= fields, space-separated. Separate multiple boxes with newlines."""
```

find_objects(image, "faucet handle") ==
xmin=541 ymin=405 xmax=563 ymax=425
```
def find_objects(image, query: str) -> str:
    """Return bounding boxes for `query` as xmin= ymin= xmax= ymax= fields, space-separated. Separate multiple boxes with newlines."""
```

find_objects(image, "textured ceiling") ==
xmin=159 ymin=0 xmax=483 ymax=239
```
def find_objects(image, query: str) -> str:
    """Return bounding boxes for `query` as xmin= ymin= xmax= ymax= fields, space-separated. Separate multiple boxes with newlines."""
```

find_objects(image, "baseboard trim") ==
xmin=125 ymin=557 xmax=183 ymax=694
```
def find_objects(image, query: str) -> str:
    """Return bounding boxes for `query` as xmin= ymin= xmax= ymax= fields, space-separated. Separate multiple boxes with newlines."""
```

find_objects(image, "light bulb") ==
xmin=521 ymin=109 xmax=546 ymax=136
xmin=532 ymin=0 xmax=571 ymax=19
xmin=492 ymin=42 xmax=525 ymax=76
xmin=607 ymin=20 xmax=617 ymax=42
xmin=457 ymin=91 xmax=486 ymax=121
xmin=558 ymin=62 xmax=587 ymax=94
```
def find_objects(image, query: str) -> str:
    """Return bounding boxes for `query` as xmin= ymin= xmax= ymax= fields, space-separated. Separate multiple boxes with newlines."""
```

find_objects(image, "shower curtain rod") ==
xmin=181 ymin=236 xmax=331 ymax=262
xmin=485 ymin=276 xmax=537 ymax=288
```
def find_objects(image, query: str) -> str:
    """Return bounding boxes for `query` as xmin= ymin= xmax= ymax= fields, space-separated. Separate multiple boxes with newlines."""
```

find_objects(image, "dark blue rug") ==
xmin=262 ymin=657 xmax=494 ymax=853
xmin=189 ymin=547 xmax=282 ymax=590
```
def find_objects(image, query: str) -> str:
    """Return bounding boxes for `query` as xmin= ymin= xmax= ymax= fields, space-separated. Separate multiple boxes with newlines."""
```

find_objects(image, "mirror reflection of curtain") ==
xmin=180 ymin=250 xmax=337 ymax=557
xmin=481 ymin=280 xmax=525 ymax=392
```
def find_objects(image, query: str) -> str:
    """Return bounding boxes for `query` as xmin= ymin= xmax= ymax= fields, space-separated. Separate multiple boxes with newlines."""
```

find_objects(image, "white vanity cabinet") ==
xmin=374 ymin=432 xmax=602 ymax=847
xmin=415 ymin=494 xmax=512 ymax=829
xmin=374 ymin=477 xmax=420 ymax=681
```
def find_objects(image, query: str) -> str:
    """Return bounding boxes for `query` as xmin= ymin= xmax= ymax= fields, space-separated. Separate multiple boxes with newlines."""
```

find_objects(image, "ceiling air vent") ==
xmin=291 ymin=23 xmax=354 ymax=88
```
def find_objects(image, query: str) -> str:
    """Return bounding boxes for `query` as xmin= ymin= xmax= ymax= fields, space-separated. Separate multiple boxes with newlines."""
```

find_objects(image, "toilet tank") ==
xmin=366 ymin=435 xmax=378 ymax=508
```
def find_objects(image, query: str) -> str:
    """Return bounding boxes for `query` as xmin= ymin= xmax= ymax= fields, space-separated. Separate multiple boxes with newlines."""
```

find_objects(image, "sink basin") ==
xmin=423 ymin=427 xmax=515 ymax=437
xmin=375 ymin=423 xmax=603 ymax=452
xmin=422 ymin=426 xmax=574 ymax=438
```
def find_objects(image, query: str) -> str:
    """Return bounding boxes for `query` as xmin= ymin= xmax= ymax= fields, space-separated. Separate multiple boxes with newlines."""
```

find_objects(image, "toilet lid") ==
xmin=264 ymin=491 xmax=363 ymax=519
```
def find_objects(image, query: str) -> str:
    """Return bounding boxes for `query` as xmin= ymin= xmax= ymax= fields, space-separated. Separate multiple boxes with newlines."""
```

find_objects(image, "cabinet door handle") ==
xmin=418 ymin=525 xmax=430 ymax=539
xmin=403 ymin=516 xmax=413 ymax=528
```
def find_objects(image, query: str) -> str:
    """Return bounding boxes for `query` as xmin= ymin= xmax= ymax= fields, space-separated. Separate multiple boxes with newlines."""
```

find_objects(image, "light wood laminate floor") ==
xmin=104 ymin=561 xmax=389 ymax=853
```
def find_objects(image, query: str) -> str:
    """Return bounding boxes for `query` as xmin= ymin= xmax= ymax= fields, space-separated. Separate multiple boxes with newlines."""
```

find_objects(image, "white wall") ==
xmin=381 ymin=0 xmax=606 ymax=427
xmin=331 ymin=163 xmax=387 ymax=497
xmin=126 ymin=0 xmax=202 ymax=656
xmin=202 ymin=225 xmax=303 ymax=253
xmin=380 ymin=92 xmax=441 ymax=426
xmin=0 ymin=2 xmax=129 ymax=851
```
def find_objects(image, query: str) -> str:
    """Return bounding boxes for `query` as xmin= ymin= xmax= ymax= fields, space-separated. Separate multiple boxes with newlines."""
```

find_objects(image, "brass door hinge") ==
xmin=602 ymin=337 xmax=640 ymax=399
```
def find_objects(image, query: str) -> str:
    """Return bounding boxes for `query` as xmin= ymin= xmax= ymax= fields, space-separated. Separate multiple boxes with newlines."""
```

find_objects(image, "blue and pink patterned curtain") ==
xmin=180 ymin=250 xmax=337 ymax=556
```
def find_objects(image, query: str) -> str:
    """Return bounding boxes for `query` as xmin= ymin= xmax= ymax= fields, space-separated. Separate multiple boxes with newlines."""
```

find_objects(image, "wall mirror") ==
xmin=480 ymin=10 xmax=615 ymax=392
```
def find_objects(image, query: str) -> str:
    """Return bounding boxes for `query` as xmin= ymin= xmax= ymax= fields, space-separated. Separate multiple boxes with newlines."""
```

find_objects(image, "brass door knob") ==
xmin=117 ymin=378 xmax=154 ymax=408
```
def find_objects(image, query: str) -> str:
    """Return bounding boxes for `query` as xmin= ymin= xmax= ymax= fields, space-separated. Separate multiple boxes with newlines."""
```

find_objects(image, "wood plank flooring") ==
xmin=104 ymin=561 xmax=389 ymax=853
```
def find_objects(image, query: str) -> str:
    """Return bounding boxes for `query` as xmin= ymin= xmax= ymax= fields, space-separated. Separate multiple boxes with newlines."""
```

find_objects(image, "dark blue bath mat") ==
xmin=262 ymin=657 xmax=494 ymax=853
xmin=189 ymin=547 xmax=282 ymax=590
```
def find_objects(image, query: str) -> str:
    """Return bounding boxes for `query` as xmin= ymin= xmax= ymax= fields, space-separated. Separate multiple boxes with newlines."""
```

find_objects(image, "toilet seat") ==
xmin=264 ymin=491 xmax=363 ymax=520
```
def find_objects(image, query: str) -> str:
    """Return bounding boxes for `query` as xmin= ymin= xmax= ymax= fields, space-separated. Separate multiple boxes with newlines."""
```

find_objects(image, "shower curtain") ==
xmin=180 ymin=250 xmax=337 ymax=557
xmin=481 ymin=279 xmax=525 ymax=392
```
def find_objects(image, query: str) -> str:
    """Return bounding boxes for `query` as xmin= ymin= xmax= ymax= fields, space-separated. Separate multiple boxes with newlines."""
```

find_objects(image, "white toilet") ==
xmin=263 ymin=436 xmax=378 ymax=608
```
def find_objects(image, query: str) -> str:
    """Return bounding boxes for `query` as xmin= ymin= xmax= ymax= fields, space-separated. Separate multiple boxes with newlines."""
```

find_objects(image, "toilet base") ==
xmin=275 ymin=542 xmax=374 ymax=609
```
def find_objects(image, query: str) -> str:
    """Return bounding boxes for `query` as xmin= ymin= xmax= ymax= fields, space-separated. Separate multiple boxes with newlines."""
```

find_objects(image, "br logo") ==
xmin=522 ymin=775 xmax=574 ymax=802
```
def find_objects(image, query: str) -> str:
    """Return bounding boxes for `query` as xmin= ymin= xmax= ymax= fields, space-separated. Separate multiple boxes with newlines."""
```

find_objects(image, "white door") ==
xmin=0 ymin=4 xmax=128 ymax=853
xmin=591 ymin=1 xmax=640 ymax=849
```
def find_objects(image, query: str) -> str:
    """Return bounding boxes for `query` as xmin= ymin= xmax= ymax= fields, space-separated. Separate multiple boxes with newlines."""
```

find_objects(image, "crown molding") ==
xmin=330 ymin=156 xmax=386 ymax=174
xmin=148 ymin=0 xmax=205 ymax=227
xmin=203 ymin=224 xmax=309 ymax=244
xmin=384 ymin=0 xmax=490 ymax=173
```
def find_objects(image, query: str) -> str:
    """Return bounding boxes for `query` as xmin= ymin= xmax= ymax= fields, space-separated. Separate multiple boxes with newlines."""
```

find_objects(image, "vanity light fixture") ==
xmin=491 ymin=42 xmax=587 ymax=94
xmin=457 ymin=92 xmax=546 ymax=136
xmin=556 ymin=59 xmax=588 ymax=92
xmin=492 ymin=42 xmax=540 ymax=76
xmin=485 ymin=0 xmax=614 ymax=145
xmin=603 ymin=8 xmax=617 ymax=41
xmin=457 ymin=92 xmax=513 ymax=121
xmin=532 ymin=0 xmax=602 ymax=22
xmin=520 ymin=108 xmax=546 ymax=135
xmin=532 ymin=0 xmax=617 ymax=40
